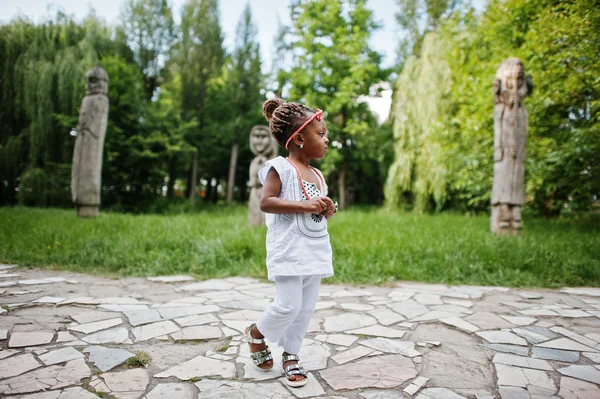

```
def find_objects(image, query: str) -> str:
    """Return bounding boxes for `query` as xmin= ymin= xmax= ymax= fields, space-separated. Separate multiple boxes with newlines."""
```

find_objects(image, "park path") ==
xmin=0 ymin=265 xmax=599 ymax=398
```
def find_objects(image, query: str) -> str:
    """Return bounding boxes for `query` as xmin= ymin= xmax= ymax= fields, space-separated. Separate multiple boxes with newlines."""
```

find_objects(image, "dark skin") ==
xmin=248 ymin=114 xmax=334 ymax=380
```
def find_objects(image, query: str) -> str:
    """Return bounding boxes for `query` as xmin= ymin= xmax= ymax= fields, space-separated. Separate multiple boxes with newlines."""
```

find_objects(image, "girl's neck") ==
xmin=288 ymin=151 xmax=310 ymax=167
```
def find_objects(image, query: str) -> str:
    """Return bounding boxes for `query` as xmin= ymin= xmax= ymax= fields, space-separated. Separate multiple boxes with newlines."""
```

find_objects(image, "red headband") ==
xmin=285 ymin=109 xmax=323 ymax=150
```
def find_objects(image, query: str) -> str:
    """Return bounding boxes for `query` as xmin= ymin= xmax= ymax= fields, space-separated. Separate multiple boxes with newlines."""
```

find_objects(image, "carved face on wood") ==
xmin=493 ymin=58 xmax=532 ymax=105
xmin=85 ymin=66 xmax=109 ymax=95
xmin=250 ymin=125 xmax=277 ymax=157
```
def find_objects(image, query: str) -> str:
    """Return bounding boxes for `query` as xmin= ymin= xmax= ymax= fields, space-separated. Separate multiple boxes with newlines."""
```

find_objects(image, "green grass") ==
xmin=125 ymin=351 xmax=150 ymax=368
xmin=0 ymin=206 xmax=598 ymax=288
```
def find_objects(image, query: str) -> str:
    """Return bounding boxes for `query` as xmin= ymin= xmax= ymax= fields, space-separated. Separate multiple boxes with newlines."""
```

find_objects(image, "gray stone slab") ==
xmin=123 ymin=309 xmax=162 ymax=326
xmin=360 ymin=390 xmax=405 ymax=398
xmin=320 ymin=355 xmax=417 ymax=390
xmin=479 ymin=343 xmax=529 ymax=356
xmin=0 ymin=358 xmax=91 ymax=395
xmin=81 ymin=327 xmax=130 ymax=344
xmin=537 ymin=338 xmax=597 ymax=352
xmin=147 ymin=275 xmax=195 ymax=283
xmin=558 ymin=365 xmax=600 ymax=385
xmin=440 ymin=317 xmax=480 ymax=333
xmin=359 ymin=338 xmax=421 ymax=357
xmin=561 ymin=288 xmax=600 ymax=297
xmin=582 ymin=352 xmax=600 ymax=362
xmin=101 ymin=368 xmax=149 ymax=392
xmin=331 ymin=345 xmax=376 ymax=365
xmin=174 ymin=313 xmax=219 ymax=327
xmin=132 ymin=320 xmax=180 ymax=342
xmin=368 ymin=308 xmax=406 ymax=326
xmin=512 ymin=326 xmax=558 ymax=344
xmin=415 ymin=388 xmax=466 ymax=399
xmin=145 ymin=383 xmax=197 ymax=399
xmin=38 ymin=347 xmax=84 ymax=366
xmin=550 ymin=326 xmax=600 ymax=350
xmin=476 ymin=330 xmax=527 ymax=346
xmin=0 ymin=353 xmax=41 ymax=379
xmin=500 ymin=316 xmax=537 ymax=326
xmin=83 ymin=346 xmax=135 ymax=372
xmin=346 ymin=325 xmax=406 ymax=338
xmin=9 ymin=332 xmax=54 ymax=348
xmin=323 ymin=313 xmax=377 ymax=332
xmin=492 ymin=353 xmax=552 ymax=371
xmin=388 ymin=299 xmax=429 ymax=319
xmin=170 ymin=325 xmax=222 ymax=340
xmin=558 ymin=376 xmax=600 ymax=399
xmin=195 ymin=379 xmax=290 ymax=399
xmin=156 ymin=305 xmax=220 ymax=319
xmin=179 ymin=279 xmax=236 ymax=291
xmin=154 ymin=355 xmax=235 ymax=380
xmin=68 ymin=317 xmax=122 ymax=334
xmin=465 ymin=312 xmax=515 ymax=330
xmin=0 ymin=349 xmax=20 ymax=359
xmin=532 ymin=346 xmax=580 ymax=362
xmin=70 ymin=311 xmax=120 ymax=324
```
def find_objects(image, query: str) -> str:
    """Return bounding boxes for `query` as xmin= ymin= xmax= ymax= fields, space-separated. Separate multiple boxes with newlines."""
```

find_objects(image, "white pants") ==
xmin=256 ymin=275 xmax=321 ymax=354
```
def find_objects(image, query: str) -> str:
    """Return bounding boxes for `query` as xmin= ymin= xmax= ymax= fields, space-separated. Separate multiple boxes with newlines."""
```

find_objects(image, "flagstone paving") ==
xmin=0 ymin=265 xmax=599 ymax=398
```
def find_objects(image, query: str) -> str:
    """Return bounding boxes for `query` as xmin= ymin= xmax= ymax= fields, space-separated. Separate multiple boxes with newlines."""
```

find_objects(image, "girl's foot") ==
xmin=244 ymin=324 xmax=273 ymax=370
xmin=282 ymin=352 xmax=308 ymax=387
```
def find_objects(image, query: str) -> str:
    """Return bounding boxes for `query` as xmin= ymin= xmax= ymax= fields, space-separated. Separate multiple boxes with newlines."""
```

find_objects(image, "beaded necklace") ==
xmin=285 ymin=157 xmax=325 ymax=200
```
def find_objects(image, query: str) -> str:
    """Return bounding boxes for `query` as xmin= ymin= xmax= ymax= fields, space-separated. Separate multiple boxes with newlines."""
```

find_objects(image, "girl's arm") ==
xmin=260 ymin=168 xmax=329 ymax=215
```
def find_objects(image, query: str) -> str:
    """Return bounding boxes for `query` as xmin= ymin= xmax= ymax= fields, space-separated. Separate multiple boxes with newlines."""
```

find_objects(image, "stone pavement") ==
xmin=0 ymin=265 xmax=599 ymax=398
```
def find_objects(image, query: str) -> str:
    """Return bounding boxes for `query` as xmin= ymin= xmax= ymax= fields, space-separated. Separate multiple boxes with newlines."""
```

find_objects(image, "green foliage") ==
xmin=17 ymin=166 xmax=71 ymax=207
xmin=395 ymin=0 xmax=461 ymax=68
xmin=386 ymin=0 xmax=600 ymax=214
xmin=118 ymin=0 xmax=175 ymax=100
xmin=385 ymin=32 xmax=452 ymax=212
xmin=1 ymin=207 xmax=598 ymax=287
xmin=0 ymin=13 xmax=118 ymax=207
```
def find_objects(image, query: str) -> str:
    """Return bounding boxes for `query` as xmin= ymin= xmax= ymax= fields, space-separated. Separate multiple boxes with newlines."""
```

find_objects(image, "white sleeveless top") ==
xmin=258 ymin=156 xmax=334 ymax=281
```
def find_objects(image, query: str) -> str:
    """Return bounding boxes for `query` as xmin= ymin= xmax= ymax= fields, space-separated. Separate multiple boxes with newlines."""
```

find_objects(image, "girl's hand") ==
xmin=305 ymin=197 xmax=328 ymax=214
xmin=320 ymin=197 xmax=336 ymax=216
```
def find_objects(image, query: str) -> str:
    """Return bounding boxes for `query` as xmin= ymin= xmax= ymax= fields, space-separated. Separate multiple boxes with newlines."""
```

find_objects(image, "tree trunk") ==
xmin=226 ymin=142 xmax=239 ymax=205
xmin=167 ymin=158 xmax=176 ymax=198
xmin=189 ymin=148 xmax=199 ymax=203
xmin=338 ymin=166 xmax=346 ymax=211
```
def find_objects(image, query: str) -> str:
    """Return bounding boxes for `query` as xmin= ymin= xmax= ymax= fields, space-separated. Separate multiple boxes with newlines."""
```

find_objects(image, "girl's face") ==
xmin=300 ymin=118 xmax=329 ymax=159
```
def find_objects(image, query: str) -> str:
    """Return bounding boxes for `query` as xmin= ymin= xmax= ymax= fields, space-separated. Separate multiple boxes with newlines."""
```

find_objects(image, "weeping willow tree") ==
xmin=385 ymin=31 xmax=452 ymax=212
xmin=0 ymin=13 xmax=117 ymax=206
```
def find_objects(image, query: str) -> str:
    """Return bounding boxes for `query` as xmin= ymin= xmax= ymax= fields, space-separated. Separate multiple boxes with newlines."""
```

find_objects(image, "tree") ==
xmin=0 ymin=13 xmax=117 ymax=207
xmin=385 ymin=31 xmax=452 ymax=212
xmin=118 ymin=0 xmax=175 ymax=101
xmin=179 ymin=0 xmax=225 ymax=203
xmin=288 ymin=0 xmax=388 ymax=210
xmin=395 ymin=0 xmax=461 ymax=69
xmin=144 ymin=72 xmax=197 ymax=199
xmin=385 ymin=0 xmax=600 ymax=214
xmin=225 ymin=3 xmax=263 ymax=205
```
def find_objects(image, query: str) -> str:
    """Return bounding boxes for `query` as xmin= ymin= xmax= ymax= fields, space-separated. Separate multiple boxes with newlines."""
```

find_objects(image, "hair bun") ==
xmin=263 ymin=98 xmax=284 ymax=122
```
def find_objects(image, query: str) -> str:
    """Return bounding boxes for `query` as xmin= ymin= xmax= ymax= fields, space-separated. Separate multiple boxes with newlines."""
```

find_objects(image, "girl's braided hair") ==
xmin=262 ymin=98 xmax=314 ymax=147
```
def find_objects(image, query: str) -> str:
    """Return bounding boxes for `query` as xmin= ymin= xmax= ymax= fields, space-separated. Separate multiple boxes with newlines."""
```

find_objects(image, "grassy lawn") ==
xmin=1 ymin=206 xmax=598 ymax=288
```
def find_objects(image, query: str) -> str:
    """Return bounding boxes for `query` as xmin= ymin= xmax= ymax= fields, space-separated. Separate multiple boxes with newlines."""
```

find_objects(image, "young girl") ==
xmin=244 ymin=98 xmax=336 ymax=388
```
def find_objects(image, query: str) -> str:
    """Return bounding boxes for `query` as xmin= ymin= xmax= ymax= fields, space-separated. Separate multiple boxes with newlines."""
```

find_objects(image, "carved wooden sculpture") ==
xmin=248 ymin=125 xmax=277 ymax=226
xmin=72 ymin=66 xmax=109 ymax=218
xmin=491 ymin=58 xmax=533 ymax=234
